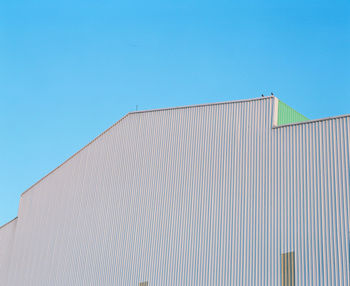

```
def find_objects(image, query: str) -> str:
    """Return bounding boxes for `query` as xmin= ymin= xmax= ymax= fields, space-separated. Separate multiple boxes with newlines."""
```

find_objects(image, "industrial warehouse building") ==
xmin=0 ymin=96 xmax=349 ymax=285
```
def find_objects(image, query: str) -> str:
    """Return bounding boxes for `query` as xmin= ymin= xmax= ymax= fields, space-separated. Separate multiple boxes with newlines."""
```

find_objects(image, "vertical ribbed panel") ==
xmin=0 ymin=218 xmax=17 ymax=284
xmin=277 ymin=100 xmax=309 ymax=125
xmin=3 ymin=97 xmax=350 ymax=285
xmin=274 ymin=116 xmax=350 ymax=285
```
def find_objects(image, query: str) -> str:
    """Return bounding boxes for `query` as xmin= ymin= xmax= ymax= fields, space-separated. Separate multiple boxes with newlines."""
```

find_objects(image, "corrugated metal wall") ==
xmin=274 ymin=115 xmax=350 ymax=285
xmin=277 ymin=99 xmax=309 ymax=125
xmin=2 ymin=97 xmax=350 ymax=285
xmin=0 ymin=218 xmax=17 ymax=284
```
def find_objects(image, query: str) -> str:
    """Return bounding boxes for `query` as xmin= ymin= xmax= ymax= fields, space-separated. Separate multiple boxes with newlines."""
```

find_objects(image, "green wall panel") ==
xmin=277 ymin=100 xmax=309 ymax=125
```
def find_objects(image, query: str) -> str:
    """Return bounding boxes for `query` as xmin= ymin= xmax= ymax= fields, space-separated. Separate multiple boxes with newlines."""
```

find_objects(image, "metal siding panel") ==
xmin=3 ymin=97 xmax=350 ymax=285
xmin=277 ymin=100 xmax=309 ymax=125
xmin=0 ymin=218 xmax=17 ymax=284
xmin=275 ymin=117 xmax=350 ymax=285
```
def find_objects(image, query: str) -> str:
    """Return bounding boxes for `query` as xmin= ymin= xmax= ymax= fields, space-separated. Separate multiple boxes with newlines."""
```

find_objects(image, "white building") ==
xmin=0 ymin=96 xmax=349 ymax=285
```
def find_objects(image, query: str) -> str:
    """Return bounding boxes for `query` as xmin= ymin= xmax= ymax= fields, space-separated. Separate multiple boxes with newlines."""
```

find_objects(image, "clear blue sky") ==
xmin=0 ymin=0 xmax=349 ymax=226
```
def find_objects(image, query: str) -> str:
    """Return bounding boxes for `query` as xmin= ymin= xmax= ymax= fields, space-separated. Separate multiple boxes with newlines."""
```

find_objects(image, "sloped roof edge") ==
xmin=0 ymin=217 xmax=18 ymax=230
xmin=20 ymin=96 xmax=274 ymax=198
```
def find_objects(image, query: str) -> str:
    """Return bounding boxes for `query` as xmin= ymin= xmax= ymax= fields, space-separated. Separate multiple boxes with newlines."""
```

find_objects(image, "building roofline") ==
xmin=18 ymin=96 xmax=350 ymax=198
xmin=273 ymin=113 xmax=350 ymax=129
xmin=0 ymin=217 xmax=18 ymax=230
xmin=20 ymin=96 xmax=274 ymax=198
xmin=128 ymin=96 xmax=274 ymax=115
xmin=20 ymin=113 xmax=131 ymax=197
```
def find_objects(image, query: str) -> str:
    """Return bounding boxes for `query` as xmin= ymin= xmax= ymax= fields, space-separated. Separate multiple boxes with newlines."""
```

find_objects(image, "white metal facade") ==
xmin=0 ymin=218 xmax=17 ymax=284
xmin=0 ymin=96 xmax=349 ymax=285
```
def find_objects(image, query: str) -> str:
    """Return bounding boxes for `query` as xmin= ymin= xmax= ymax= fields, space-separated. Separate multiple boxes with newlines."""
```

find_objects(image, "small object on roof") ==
xmin=271 ymin=92 xmax=274 ymax=96
xmin=261 ymin=94 xmax=264 ymax=97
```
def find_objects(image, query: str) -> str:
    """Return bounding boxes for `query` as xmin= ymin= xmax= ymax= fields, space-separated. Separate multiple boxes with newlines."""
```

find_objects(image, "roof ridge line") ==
xmin=20 ymin=96 xmax=274 ymax=198
xmin=129 ymin=96 xmax=274 ymax=115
